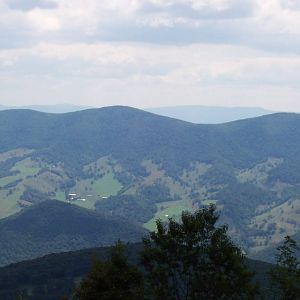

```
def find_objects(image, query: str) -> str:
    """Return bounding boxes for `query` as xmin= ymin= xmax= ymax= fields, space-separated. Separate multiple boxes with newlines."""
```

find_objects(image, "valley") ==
xmin=4 ymin=2 xmax=300 ymax=298
xmin=1 ymin=107 xmax=300 ymax=261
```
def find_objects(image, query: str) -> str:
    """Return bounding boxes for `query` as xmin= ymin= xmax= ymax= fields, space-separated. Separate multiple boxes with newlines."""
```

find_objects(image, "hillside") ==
xmin=0 ymin=107 xmax=300 ymax=255
xmin=146 ymin=105 xmax=273 ymax=124
xmin=0 ymin=200 xmax=144 ymax=266
xmin=0 ymin=243 xmax=272 ymax=300
xmin=0 ymin=104 xmax=272 ymax=122
xmin=253 ymin=231 xmax=300 ymax=263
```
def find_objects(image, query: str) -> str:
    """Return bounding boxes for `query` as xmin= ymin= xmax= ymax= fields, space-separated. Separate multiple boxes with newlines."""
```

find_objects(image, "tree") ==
xmin=140 ymin=205 xmax=257 ymax=300
xmin=74 ymin=241 xmax=144 ymax=300
xmin=268 ymin=236 xmax=300 ymax=299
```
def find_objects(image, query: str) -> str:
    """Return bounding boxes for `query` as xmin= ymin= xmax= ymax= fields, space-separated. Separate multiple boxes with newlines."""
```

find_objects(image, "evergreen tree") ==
xmin=268 ymin=236 xmax=300 ymax=299
xmin=140 ymin=205 xmax=257 ymax=300
xmin=74 ymin=241 xmax=144 ymax=300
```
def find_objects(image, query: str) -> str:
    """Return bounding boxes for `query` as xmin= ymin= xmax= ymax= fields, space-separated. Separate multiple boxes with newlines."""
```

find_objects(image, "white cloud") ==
xmin=1 ymin=0 xmax=300 ymax=110
xmin=139 ymin=0 xmax=255 ymax=20
xmin=5 ymin=0 xmax=57 ymax=11
xmin=1 ymin=0 xmax=300 ymax=47
xmin=2 ymin=42 xmax=300 ymax=110
xmin=26 ymin=9 xmax=60 ymax=32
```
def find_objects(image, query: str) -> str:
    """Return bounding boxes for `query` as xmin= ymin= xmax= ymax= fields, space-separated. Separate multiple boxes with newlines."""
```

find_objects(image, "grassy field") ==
xmin=67 ymin=172 xmax=123 ymax=209
xmin=144 ymin=198 xmax=218 ymax=231
xmin=0 ymin=148 xmax=33 ymax=163
xmin=0 ymin=187 xmax=25 ymax=219
xmin=53 ymin=191 xmax=66 ymax=201
xmin=0 ymin=158 xmax=41 ymax=218
xmin=139 ymin=161 xmax=221 ymax=230
xmin=11 ymin=159 xmax=40 ymax=177
xmin=0 ymin=159 xmax=40 ymax=187
xmin=0 ymin=175 xmax=20 ymax=187
xmin=249 ymin=198 xmax=300 ymax=253
xmin=143 ymin=199 xmax=193 ymax=231
xmin=202 ymin=199 xmax=218 ymax=206
xmin=91 ymin=173 xmax=122 ymax=197
xmin=0 ymin=154 xmax=124 ymax=217
xmin=237 ymin=158 xmax=282 ymax=185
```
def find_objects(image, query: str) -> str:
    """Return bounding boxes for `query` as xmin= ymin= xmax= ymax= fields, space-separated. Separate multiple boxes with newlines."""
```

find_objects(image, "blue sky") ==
xmin=1 ymin=0 xmax=300 ymax=111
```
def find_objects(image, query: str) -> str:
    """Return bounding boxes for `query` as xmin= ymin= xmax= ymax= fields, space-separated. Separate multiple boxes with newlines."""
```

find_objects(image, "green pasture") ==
xmin=0 ymin=187 xmax=25 ymax=219
xmin=143 ymin=200 xmax=192 ymax=231
xmin=62 ymin=172 xmax=123 ymax=210
xmin=0 ymin=159 xmax=41 ymax=219
xmin=202 ymin=199 xmax=218 ymax=206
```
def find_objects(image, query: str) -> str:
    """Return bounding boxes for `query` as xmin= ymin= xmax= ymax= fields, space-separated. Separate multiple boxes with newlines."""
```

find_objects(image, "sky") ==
xmin=1 ymin=0 xmax=300 ymax=111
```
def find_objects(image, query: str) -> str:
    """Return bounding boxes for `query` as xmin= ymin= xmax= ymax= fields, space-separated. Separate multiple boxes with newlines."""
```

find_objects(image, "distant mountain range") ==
xmin=0 ymin=106 xmax=299 ymax=263
xmin=0 ymin=104 xmax=91 ymax=114
xmin=0 ymin=104 xmax=274 ymax=123
xmin=146 ymin=105 xmax=274 ymax=124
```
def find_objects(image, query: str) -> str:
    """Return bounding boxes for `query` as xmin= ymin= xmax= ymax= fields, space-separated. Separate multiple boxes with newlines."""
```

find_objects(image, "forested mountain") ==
xmin=146 ymin=105 xmax=273 ymax=124
xmin=0 ymin=200 xmax=144 ymax=266
xmin=254 ymin=231 xmax=300 ymax=263
xmin=0 ymin=106 xmax=300 ymax=257
xmin=0 ymin=104 xmax=272 ymax=122
xmin=0 ymin=242 xmax=272 ymax=300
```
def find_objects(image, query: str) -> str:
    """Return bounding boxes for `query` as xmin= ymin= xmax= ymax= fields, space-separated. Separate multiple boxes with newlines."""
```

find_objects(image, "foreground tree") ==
xmin=74 ymin=241 xmax=144 ymax=300
xmin=268 ymin=236 xmax=300 ymax=299
xmin=140 ymin=205 xmax=257 ymax=300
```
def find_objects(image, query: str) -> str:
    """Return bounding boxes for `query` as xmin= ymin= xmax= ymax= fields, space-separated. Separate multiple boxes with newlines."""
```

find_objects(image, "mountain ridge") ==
xmin=0 ymin=104 xmax=275 ymax=124
xmin=0 ymin=106 xmax=300 ymax=257
xmin=0 ymin=104 xmax=91 ymax=114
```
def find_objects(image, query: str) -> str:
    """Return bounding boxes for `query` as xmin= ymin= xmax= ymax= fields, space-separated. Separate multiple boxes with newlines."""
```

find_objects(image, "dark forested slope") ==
xmin=0 ymin=107 xmax=299 ymax=174
xmin=0 ymin=200 xmax=144 ymax=266
xmin=0 ymin=108 xmax=298 ymax=172
xmin=0 ymin=243 xmax=272 ymax=300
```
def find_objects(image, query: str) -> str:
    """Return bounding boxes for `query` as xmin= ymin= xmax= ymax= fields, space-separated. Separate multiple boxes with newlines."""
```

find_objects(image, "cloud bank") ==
xmin=1 ymin=0 xmax=300 ymax=111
